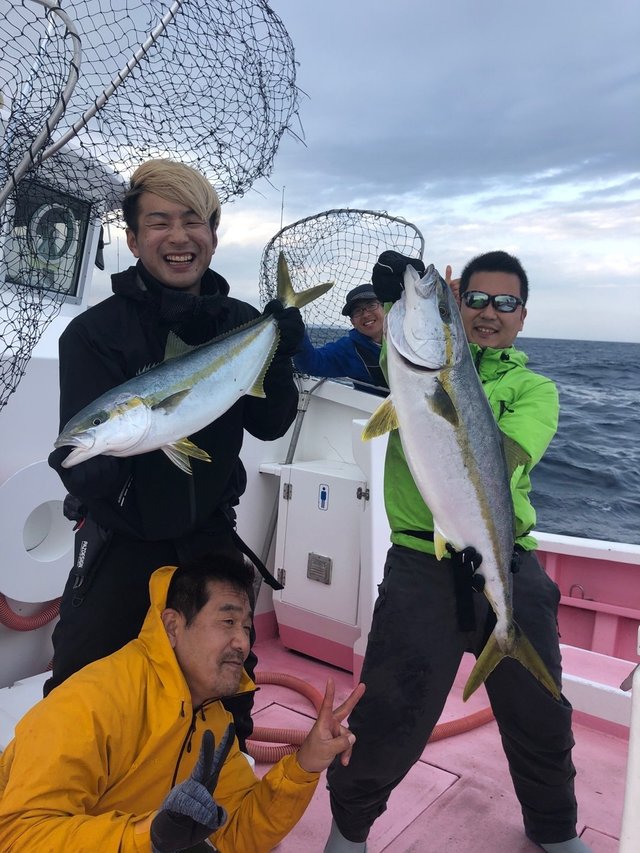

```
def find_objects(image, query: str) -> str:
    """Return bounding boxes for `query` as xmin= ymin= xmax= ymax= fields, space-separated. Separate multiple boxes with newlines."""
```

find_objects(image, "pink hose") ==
xmin=247 ymin=672 xmax=324 ymax=763
xmin=427 ymin=706 xmax=495 ymax=741
xmin=246 ymin=671 xmax=495 ymax=764
xmin=0 ymin=594 xmax=60 ymax=632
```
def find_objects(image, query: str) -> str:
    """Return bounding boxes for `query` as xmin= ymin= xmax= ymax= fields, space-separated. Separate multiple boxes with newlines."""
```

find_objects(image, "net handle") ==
xmin=0 ymin=0 xmax=81 ymax=210
xmin=40 ymin=0 xmax=185 ymax=163
xmin=0 ymin=0 xmax=185 ymax=211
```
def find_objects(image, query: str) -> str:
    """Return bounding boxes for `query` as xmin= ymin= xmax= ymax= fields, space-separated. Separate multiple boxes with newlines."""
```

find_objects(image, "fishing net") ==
xmin=0 ymin=0 xmax=299 ymax=411
xmin=259 ymin=209 xmax=425 ymax=348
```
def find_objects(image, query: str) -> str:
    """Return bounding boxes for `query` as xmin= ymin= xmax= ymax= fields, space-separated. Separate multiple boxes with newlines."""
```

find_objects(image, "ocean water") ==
xmin=520 ymin=338 xmax=640 ymax=546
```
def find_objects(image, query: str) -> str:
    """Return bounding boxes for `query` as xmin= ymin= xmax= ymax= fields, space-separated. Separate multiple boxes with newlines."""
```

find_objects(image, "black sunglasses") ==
xmin=461 ymin=291 xmax=524 ymax=313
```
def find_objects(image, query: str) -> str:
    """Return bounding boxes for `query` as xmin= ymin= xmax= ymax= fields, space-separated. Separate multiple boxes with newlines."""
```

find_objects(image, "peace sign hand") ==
xmin=296 ymin=678 xmax=365 ymax=773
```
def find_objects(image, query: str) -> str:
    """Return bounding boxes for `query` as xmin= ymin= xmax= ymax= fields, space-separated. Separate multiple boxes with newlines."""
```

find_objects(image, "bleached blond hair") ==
xmin=122 ymin=159 xmax=221 ymax=233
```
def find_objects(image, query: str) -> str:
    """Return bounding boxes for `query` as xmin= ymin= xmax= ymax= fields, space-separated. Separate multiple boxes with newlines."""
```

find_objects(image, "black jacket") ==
xmin=53 ymin=264 xmax=298 ymax=541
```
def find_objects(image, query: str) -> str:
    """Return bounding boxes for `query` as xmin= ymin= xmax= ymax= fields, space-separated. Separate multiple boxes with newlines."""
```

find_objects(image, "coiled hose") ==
xmin=0 ymin=598 xmax=495 ymax=758
xmin=0 ymin=594 xmax=61 ymax=632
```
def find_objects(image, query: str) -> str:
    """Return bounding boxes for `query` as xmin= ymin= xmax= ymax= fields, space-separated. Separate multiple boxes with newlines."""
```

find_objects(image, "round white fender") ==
xmin=0 ymin=460 xmax=72 ymax=602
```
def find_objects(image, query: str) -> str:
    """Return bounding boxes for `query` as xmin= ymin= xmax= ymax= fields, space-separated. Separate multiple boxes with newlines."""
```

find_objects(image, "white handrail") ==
xmin=619 ymin=627 xmax=640 ymax=851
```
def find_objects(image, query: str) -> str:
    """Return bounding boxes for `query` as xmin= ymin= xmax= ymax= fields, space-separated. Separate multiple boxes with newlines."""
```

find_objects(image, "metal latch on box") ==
xmin=307 ymin=552 xmax=332 ymax=585
xmin=357 ymin=486 xmax=369 ymax=501
xmin=276 ymin=556 xmax=333 ymax=587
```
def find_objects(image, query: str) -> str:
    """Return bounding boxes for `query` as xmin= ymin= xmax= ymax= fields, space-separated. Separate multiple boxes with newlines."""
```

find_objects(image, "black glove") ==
xmin=48 ymin=446 xmax=123 ymax=501
xmin=372 ymin=250 xmax=426 ymax=304
xmin=151 ymin=726 xmax=234 ymax=853
xmin=264 ymin=300 xmax=305 ymax=358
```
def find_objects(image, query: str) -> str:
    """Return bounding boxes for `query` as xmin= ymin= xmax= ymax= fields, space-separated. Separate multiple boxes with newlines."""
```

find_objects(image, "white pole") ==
xmin=619 ymin=627 xmax=640 ymax=852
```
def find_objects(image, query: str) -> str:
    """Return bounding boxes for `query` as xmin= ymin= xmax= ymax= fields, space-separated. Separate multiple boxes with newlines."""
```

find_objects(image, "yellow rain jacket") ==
xmin=0 ymin=567 xmax=319 ymax=852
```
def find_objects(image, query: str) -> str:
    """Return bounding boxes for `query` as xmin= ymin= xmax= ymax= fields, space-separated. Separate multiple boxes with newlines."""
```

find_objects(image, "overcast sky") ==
xmin=96 ymin=0 xmax=639 ymax=342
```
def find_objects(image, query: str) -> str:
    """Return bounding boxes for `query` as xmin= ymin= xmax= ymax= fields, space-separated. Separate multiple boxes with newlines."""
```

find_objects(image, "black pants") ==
xmin=44 ymin=530 xmax=257 ymax=750
xmin=327 ymin=545 xmax=577 ymax=845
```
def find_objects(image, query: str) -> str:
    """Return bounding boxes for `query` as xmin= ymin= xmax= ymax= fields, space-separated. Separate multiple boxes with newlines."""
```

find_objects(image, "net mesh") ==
xmin=259 ymin=209 xmax=425 ymax=348
xmin=0 ymin=0 xmax=299 ymax=411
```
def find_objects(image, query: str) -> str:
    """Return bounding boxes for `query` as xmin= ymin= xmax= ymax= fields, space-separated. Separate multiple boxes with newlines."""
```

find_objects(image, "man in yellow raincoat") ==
xmin=0 ymin=549 xmax=364 ymax=852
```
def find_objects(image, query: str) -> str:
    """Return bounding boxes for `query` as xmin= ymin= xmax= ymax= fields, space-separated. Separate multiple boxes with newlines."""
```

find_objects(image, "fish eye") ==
xmin=89 ymin=410 xmax=109 ymax=427
xmin=438 ymin=302 xmax=450 ymax=321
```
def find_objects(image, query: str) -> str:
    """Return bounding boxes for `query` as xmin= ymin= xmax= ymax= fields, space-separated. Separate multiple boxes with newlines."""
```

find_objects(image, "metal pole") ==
xmin=40 ymin=0 xmax=185 ymax=162
xmin=0 ymin=0 xmax=81 ymax=210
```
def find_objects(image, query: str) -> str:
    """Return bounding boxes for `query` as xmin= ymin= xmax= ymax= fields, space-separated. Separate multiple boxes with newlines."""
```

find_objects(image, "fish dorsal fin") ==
xmin=502 ymin=434 xmax=531 ymax=479
xmin=164 ymin=331 xmax=198 ymax=361
xmin=276 ymin=251 xmax=333 ymax=310
xmin=136 ymin=362 xmax=159 ymax=376
xmin=161 ymin=437 xmax=212 ymax=474
xmin=361 ymin=395 xmax=399 ymax=440
xmin=247 ymin=335 xmax=280 ymax=398
xmin=164 ymin=315 xmax=275 ymax=363
xmin=431 ymin=379 xmax=458 ymax=426
xmin=151 ymin=389 xmax=191 ymax=412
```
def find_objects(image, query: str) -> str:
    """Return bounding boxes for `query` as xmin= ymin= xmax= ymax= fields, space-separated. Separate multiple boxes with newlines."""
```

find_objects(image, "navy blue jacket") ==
xmin=293 ymin=329 xmax=387 ymax=393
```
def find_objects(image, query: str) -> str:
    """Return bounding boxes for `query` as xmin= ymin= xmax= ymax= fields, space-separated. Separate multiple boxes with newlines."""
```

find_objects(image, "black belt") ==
xmin=398 ymin=529 xmax=435 ymax=542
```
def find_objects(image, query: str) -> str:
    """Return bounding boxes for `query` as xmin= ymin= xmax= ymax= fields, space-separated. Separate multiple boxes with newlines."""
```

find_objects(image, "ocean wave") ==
xmin=520 ymin=338 xmax=640 ymax=544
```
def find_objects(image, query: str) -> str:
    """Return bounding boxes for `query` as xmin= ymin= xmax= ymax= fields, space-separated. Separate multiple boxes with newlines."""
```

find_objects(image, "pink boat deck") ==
xmin=250 ymin=637 xmax=628 ymax=853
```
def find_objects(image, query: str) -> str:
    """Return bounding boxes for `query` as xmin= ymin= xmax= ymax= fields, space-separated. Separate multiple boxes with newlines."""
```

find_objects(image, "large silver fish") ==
xmin=55 ymin=253 xmax=332 ymax=474
xmin=363 ymin=263 xmax=559 ymax=701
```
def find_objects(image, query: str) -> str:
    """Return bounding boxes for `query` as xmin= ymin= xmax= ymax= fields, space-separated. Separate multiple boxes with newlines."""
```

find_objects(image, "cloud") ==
xmin=90 ymin=0 xmax=640 ymax=343
xmin=266 ymin=0 xmax=639 ymax=194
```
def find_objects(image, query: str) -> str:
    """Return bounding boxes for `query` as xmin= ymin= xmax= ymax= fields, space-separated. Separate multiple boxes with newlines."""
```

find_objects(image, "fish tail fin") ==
xmin=276 ymin=251 xmax=333 ymax=310
xmin=463 ymin=630 xmax=503 ymax=701
xmin=463 ymin=621 xmax=561 ymax=702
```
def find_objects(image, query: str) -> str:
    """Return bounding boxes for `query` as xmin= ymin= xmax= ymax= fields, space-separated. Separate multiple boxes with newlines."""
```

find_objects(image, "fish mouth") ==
xmin=54 ymin=433 xmax=96 ymax=467
xmin=54 ymin=432 xmax=95 ymax=451
xmin=62 ymin=447 xmax=99 ymax=468
xmin=397 ymin=347 xmax=443 ymax=373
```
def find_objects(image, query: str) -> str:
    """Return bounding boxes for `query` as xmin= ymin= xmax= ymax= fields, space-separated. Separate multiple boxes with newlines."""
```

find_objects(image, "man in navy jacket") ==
xmin=294 ymin=284 xmax=387 ymax=395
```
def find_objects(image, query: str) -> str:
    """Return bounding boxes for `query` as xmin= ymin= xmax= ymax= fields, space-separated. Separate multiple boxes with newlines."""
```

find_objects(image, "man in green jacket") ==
xmin=325 ymin=250 xmax=590 ymax=853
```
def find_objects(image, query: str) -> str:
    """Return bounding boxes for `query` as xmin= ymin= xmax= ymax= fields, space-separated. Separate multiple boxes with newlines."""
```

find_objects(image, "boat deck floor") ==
xmin=251 ymin=638 xmax=628 ymax=852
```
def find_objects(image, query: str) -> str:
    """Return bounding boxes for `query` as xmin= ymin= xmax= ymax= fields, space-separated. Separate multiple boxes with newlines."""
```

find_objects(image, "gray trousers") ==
xmin=327 ymin=544 xmax=577 ymax=845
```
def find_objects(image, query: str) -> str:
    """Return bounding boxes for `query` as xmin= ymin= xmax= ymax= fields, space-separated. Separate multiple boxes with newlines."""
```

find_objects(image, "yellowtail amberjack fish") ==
xmin=54 ymin=253 xmax=332 ymax=474
xmin=363 ymin=263 xmax=560 ymax=702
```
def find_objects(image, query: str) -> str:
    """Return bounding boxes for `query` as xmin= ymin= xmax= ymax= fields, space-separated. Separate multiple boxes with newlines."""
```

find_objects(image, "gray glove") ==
xmin=150 ymin=725 xmax=234 ymax=853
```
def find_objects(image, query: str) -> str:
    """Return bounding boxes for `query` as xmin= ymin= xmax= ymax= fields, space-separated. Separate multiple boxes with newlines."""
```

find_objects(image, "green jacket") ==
xmin=383 ymin=343 xmax=559 ymax=555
